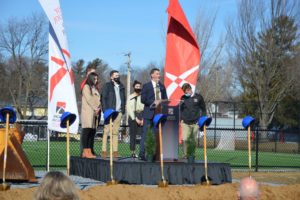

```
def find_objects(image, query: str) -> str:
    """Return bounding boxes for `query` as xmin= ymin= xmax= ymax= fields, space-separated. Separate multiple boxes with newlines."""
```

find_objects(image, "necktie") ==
xmin=155 ymin=83 xmax=160 ymax=100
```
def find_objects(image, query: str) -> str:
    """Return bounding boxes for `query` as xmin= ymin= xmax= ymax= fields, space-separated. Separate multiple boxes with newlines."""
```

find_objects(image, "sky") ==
xmin=0 ymin=0 xmax=237 ymax=70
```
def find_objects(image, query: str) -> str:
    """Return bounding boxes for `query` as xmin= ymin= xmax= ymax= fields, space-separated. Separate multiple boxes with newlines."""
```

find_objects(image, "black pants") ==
xmin=129 ymin=119 xmax=142 ymax=151
xmin=81 ymin=128 xmax=96 ymax=151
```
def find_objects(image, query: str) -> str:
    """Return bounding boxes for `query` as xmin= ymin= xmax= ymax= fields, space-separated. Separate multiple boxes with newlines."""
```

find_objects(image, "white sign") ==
xmin=39 ymin=0 xmax=79 ymax=133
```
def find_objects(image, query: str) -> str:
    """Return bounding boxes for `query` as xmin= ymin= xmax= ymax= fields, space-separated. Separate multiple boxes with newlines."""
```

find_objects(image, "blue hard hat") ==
xmin=153 ymin=113 xmax=167 ymax=128
xmin=242 ymin=116 xmax=255 ymax=129
xmin=103 ymin=109 xmax=118 ymax=124
xmin=60 ymin=112 xmax=77 ymax=128
xmin=0 ymin=106 xmax=17 ymax=124
xmin=198 ymin=116 xmax=212 ymax=129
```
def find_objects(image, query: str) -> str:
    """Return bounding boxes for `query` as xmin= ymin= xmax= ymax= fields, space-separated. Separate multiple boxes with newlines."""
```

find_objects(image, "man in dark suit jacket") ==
xmin=139 ymin=68 xmax=168 ymax=160
xmin=101 ymin=70 xmax=126 ymax=158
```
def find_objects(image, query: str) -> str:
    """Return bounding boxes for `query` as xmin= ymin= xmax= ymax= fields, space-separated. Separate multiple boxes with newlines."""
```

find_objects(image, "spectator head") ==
xmin=34 ymin=171 xmax=79 ymax=200
xmin=150 ymin=68 xmax=160 ymax=82
xmin=181 ymin=83 xmax=193 ymax=96
xmin=110 ymin=70 xmax=120 ymax=83
xmin=133 ymin=80 xmax=142 ymax=93
xmin=86 ymin=72 xmax=99 ymax=87
xmin=238 ymin=177 xmax=260 ymax=200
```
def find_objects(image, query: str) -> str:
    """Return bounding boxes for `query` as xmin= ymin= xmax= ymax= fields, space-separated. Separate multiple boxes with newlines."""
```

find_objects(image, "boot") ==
xmin=82 ymin=148 xmax=95 ymax=158
xmin=87 ymin=149 xmax=96 ymax=158
xmin=101 ymin=151 xmax=107 ymax=158
xmin=113 ymin=151 xmax=119 ymax=158
xmin=81 ymin=148 xmax=96 ymax=158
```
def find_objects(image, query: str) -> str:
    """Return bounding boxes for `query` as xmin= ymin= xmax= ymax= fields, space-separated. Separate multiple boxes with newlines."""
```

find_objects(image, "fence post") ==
xmin=255 ymin=128 xmax=259 ymax=172
xmin=233 ymin=102 xmax=236 ymax=130
xmin=214 ymin=102 xmax=217 ymax=148
xmin=275 ymin=132 xmax=278 ymax=153
xmin=298 ymin=133 xmax=300 ymax=154
xmin=47 ymin=129 xmax=50 ymax=171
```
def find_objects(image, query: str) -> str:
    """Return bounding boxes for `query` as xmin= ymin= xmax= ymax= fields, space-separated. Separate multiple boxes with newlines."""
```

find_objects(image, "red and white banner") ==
xmin=164 ymin=0 xmax=200 ymax=104
xmin=39 ymin=0 xmax=79 ymax=133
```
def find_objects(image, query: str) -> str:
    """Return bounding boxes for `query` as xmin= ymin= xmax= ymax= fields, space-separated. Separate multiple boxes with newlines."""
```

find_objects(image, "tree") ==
xmin=73 ymin=58 xmax=110 ymax=108
xmin=0 ymin=14 xmax=48 ymax=118
xmin=227 ymin=0 xmax=300 ymax=130
xmin=0 ymin=53 xmax=10 ymax=104
xmin=132 ymin=62 xmax=161 ymax=84
xmin=193 ymin=6 xmax=233 ymax=104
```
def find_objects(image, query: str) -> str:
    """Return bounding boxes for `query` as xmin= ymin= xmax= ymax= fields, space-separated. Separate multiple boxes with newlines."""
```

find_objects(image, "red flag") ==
xmin=164 ymin=0 xmax=200 ymax=105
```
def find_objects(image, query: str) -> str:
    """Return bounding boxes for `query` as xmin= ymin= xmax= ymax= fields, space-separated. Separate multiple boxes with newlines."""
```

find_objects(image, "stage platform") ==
xmin=70 ymin=156 xmax=232 ymax=185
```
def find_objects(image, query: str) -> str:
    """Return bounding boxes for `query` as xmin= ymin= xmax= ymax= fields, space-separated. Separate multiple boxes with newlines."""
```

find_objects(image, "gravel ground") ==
xmin=11 ymin=171 xmax=104 ymax=190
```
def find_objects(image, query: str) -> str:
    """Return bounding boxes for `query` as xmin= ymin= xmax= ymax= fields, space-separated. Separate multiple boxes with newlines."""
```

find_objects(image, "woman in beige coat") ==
xmin=81 ymin=72 xmax=100 ymax=158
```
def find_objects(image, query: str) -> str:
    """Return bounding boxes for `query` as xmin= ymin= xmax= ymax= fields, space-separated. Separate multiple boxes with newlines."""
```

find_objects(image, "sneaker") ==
xmin=131 ymin=153 xmax=138 ymax=158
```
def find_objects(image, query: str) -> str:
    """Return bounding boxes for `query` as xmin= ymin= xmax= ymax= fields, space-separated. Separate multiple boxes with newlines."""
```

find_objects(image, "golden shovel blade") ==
xmin=200 ymin=176 xmax=212 ymax=186
xmin=106 ymin=179 xmax=118 ymax=186
xmin=0 ymin=182 xmax=11 ymax=191
xmin=158 ymin=179 xmax=168 ymax=187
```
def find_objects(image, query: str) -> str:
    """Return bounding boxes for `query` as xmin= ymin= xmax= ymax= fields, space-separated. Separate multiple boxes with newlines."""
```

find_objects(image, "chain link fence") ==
xmin=1 ymin=100 xmax=299 ymax=170
xmin=12 ymin=120 xmax=299 ymax=170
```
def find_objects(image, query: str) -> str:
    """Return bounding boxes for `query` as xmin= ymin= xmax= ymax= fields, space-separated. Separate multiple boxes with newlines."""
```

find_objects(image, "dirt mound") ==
xmin=0 ymin=183 xmax=299 ymax=200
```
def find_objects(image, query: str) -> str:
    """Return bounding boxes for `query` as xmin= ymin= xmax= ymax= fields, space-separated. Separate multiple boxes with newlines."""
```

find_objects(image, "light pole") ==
xmin=124 ymin=52 xmax=131 ymax=125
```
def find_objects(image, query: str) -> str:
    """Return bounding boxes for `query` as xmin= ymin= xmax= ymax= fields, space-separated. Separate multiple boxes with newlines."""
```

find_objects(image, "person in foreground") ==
xmin=81 ymin=72 xmax=101 ymax=158
xmin=180 ymin=83 xmax=206 ymax=158
xmin=33 ymin=171 xmax=79 ymax=200
xmin=139 ymin=68 xmax=167 ymax=160
xmin=79 ymin=65 xmax=97 ymax=156
xmin=126 ymin=80 xmax=144 ymax=158
xmin=101 ymin=70 xmax=126 ymax=158
xmin=237 ymin=177 xmax=260 ymax=200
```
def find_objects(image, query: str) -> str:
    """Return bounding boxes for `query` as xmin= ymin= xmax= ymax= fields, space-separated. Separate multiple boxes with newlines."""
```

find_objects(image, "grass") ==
xmin=22 ymin=140 xmax=300 ymax=169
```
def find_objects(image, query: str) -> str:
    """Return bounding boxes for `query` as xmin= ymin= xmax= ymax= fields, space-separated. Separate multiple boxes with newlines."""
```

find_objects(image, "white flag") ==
xmin=39 ymin=0 xmax=79 ymax=133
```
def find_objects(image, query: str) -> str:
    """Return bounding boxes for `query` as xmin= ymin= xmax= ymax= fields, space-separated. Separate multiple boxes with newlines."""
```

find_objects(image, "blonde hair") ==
xmin=33 ymin=171 xmax=80 ymax=200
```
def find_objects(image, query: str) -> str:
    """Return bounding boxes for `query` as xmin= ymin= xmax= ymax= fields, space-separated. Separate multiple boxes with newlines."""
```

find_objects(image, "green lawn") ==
xmin=22 ymin=141 xmax=300 ymax=169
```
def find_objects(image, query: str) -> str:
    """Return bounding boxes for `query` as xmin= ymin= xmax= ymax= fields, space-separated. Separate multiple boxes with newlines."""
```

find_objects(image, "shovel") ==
xmin=66 ymin=120 xmax=70 ymax=176
xmin=60 ymin=112 xmax=77 ymax=176
xmin=107 ymin=117 xmax=117 ymax=185
xmin=242 ymin=116 xmax=255 ymax=178
xmin=201 ymin=124 xmax=212 ymax=185
xmin=158 ymin=122 xmax=168 ymax=187
xmin=198 ymin=116 xmax=212 ymax=185
xmin=247 ymin=125 xmax=252 ymax=177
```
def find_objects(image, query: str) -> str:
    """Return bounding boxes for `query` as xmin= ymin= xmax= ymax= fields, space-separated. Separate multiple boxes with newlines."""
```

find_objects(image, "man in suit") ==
xmin=139 ymin=68 xmax=168 ymax=160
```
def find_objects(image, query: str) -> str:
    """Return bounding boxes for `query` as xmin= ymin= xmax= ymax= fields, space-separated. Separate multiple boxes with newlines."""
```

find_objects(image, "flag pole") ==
xmin=125 ymin=52 xmax=131 ymax=126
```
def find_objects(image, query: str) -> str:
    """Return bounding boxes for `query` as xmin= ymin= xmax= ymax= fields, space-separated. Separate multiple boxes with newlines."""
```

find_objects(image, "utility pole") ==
xmin=124 ymin=52 xmax=131 ymax=125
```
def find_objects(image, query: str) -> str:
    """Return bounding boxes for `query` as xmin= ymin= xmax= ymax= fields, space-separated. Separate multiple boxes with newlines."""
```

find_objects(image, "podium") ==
xmin=154 ymin=100 xmax=180 ymax=161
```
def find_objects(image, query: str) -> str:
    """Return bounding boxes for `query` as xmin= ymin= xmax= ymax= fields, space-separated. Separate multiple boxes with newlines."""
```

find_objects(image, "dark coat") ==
xmin=141 ymin=81 xmax=168 ymax=119
xmin=180 ymin=93 xmax=206 ymax=124
xmin=101 ymin=81 xmax=126 ymax=114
